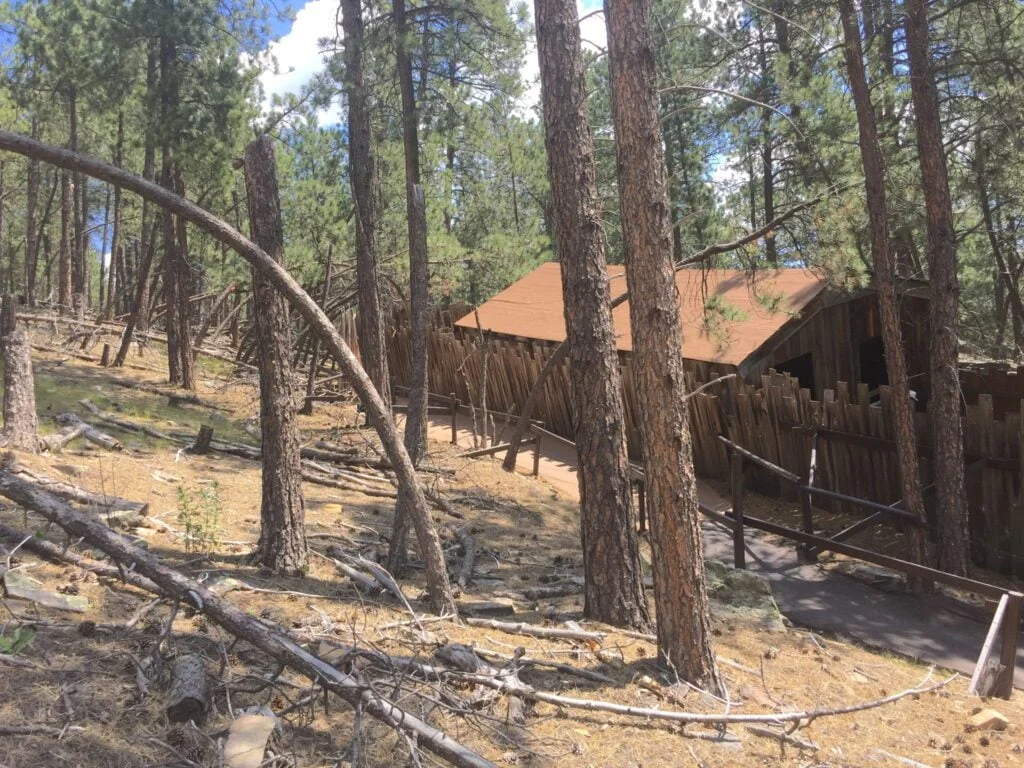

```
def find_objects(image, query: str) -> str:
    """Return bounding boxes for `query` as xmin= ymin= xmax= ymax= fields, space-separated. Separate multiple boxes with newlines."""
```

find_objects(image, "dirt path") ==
xmin=415 ymin=403 xmax=1022 ymax=688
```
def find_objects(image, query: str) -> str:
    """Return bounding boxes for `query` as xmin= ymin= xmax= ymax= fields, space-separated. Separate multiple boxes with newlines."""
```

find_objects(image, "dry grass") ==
xmin=0 ymin=335 xmax=1021 ymax=767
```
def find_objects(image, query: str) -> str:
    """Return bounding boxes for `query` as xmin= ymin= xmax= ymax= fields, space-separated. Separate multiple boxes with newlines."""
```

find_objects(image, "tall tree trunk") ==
xmin=174 ymin=170 xmax=195 ymax=390
xmin=105 ymin=111 xmax=124 ymax=320
xmin=163 ymin=157 xmax=181 ymax=384
xmin=301 ymin=245 xmax=332 ymax=415
xmin=242 ymin=136 xmax=307 ymax=575
xmin=0 ymin=161 xmax=6 ymax=292
xmin=976 ymin=143 xmax=1024 ymax=354
xmin=340 ymin=0 xmax=390 ymax=408
xmin=389 ymin=0 xmax=430 ymax=573
xmin=58 ymin=172 xmax=73 ymax=314
xmin=604 ymin=0 xmax=723 ymax=694
xmin=905 ymin=0 xmax=970 ymax=576
xmin=99 ymin=180 xmax=110 ymax=311
xmin=69 ymin=86 xmax=86 ymax=301
xmin=0 ymin=296 xmax=37 ymax=453
xmin=114 ymin=40 xmax=159 ymax=366
xmin=534 ymin=0 xmax=650 ymax=631
xmin=25 ymin=119 xmax=39 ymax=306
xmin=839 ymin=0 xmax=930 ymax=575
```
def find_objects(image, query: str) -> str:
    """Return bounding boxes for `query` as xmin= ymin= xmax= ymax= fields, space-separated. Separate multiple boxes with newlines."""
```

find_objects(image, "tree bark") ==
xmin=1 ymin=296 xmax=37 ymax=453
xmin=905 ymin=0 xmax=970 ymax=576
xmin=604 ymin=0 xmax=723 ymax=693
xmin=104 ymin=111 xmax=124 ymax=320
xmin=0 ymin=129 xmax=457 ymax=616
xmin=301 ymin=246 xmax=332 ymax=415
xmin=114 ymin=41 xmax=159 ymax=366
xmin=839 ymin=0 xmax=930 ymax=573
xmin=388 ymin=0 xmax=431 ymax=574
xmin=243 ymin=136 xmax=308 ymax=576
xmin=25 ymin=118 xmax=39 ymax=306
xmin=58 ymin=172 xmax=73 ymax=313
xmin=173 ymin=170 xmax=195 ymax=390
xmin=340 ymin=0 xmax=390 ymax=411
xmin=534 ymin=0 xmax=650 ymax=631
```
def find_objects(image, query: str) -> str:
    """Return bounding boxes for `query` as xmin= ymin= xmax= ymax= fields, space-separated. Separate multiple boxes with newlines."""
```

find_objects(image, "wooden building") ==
xmin=453 ymin=262 xmax=931 ymax=400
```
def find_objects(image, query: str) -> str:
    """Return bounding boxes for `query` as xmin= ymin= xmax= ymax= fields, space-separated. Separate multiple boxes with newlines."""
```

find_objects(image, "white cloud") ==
xmin=519 ymin=1 xmax=608 ymax=114
xmin=258 ymin=0 xmax=342 ymax=125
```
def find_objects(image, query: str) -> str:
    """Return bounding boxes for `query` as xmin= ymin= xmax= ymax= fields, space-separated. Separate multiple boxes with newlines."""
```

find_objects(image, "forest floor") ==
xmin=0 ymin=326 xmax=1022 ymax=768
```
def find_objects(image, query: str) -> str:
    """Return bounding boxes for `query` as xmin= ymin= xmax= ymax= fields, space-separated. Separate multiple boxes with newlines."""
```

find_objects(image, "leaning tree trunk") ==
xmin=243 ymin=136 xmax=308 ymax=576
xmin=0 ymin=296 xmax=37 ymax=452
xmin=0 ymin=130 xmax=458 ymax=615
xmin=388 ymin=0 xmax=431 ymax=574
xmin=341 ymin=0 xmax=390 ymax=411
xmin=839 ymin=0 xmax=930 ymax=573
xmin=604 ymin=0 xmax=723 ymax=694
xmin=534 ymin=0 xmax=650 ymax=631
xmin=114 ymin=41 xmax=159 ymax=367
xmin=906 ymin=0 xmax=970 ymax=576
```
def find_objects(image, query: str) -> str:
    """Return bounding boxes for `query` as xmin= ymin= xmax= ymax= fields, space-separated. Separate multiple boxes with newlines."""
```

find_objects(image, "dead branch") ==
xmin=451 ymin=665 xmax=954 ymax=727
xmin=55 ymin=412 xmax=122 ymax=451
xmin=745 ymin=724 xmax=819 ymax=751
xmin=0 ymin=465 xmax=494 ymax=768
xmin=462 ymin=618 xmax=606 ymax=642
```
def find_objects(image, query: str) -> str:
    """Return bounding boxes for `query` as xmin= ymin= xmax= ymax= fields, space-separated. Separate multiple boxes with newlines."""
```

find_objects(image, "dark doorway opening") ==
xmin=858 ymin=336 xmax=889 ymax=395
xmin=775 ymin=352 xmax=815 ymax=393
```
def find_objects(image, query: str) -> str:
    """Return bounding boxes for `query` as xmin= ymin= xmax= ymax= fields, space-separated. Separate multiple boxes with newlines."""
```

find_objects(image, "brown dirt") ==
xmin=0 ymin=333 xmax=1022 ymax=767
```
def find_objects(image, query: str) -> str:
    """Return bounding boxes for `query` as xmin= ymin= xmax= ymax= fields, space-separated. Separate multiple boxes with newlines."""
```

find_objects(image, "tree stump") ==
xmin=1 ymin=295 xmax=38 ymax=453
xmin=166 ymin=654 xmax=208 ymax=724
xmin=192 ymin=425 xmax=214 ymax=455
xmin=100 ymin=343 xmax=111 ymax=367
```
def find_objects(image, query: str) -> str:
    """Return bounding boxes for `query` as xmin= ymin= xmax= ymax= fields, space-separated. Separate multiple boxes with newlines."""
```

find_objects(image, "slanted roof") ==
xmin=453 ymin=262 xmax=829 ymax=366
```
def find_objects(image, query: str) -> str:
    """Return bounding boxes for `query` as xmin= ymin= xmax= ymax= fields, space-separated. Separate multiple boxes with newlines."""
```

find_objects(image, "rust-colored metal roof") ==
xmin=454 ymin=262 xmax=829 ymax=366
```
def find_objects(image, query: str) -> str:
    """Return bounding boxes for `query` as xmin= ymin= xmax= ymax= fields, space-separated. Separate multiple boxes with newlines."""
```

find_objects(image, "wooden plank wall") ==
xmin=384 ymin=317 xmax=1024 ymax=577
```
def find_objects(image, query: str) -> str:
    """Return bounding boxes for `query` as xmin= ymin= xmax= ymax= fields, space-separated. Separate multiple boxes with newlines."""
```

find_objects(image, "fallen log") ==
xmin=39 ymin=423 xmax=87 ymax=453
xmin=6 ymin=458 xmax=148 ymax=517
xmin=0 ymin=464 xmax=493 ymax=768
xmin=301 ymin=470 xmax=398 ymax=498
xmin=166 ymin=654 xmax=209 ymax=724
xmin=0 ymin=520 xmax=159 ymax=593
xmin=55 ymin=412 xmax=122 ymax=451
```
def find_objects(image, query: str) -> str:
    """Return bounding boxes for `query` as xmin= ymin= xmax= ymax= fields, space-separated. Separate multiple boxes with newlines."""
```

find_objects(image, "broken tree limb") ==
xmin=166 ymin=654 xmax=209 ymax=724
xmin=0 ymin=130 xmax=455 ymax=615
xmin=0 ymin=465 xmax=493 ymax=768
xmin=0 ymin=520 xmax=159 ymax=594
xmin=55 ymin=412 xmax=122 ymax=451
xmin=39 ymin=423 xmax=87 ymax=453
xmin=462 ymin=618 xmax=606 ymax=642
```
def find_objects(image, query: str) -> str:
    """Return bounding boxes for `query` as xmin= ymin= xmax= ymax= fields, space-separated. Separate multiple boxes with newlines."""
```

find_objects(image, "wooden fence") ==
xmin=382 ymin=317 xmax=1024 ymax=578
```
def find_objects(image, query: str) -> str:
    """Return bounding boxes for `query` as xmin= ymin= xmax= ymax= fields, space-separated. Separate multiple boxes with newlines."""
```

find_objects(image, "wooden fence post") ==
xmin=449 ymin=393 xmax=458 ymax=444
xmin=731 ymin=450 xmax=745 ymax=570
xmin=997 ymin=591 xmax=1023 ymax=698
xmin=801 ymin=431 xmax=819 ymax=562
xmin=532 ymin=429 xmax=542 ymax=477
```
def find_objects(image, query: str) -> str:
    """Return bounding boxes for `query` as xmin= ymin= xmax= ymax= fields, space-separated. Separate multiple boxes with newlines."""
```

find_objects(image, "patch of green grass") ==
xmin=30 ymin=362 xmax=253 ymax=449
